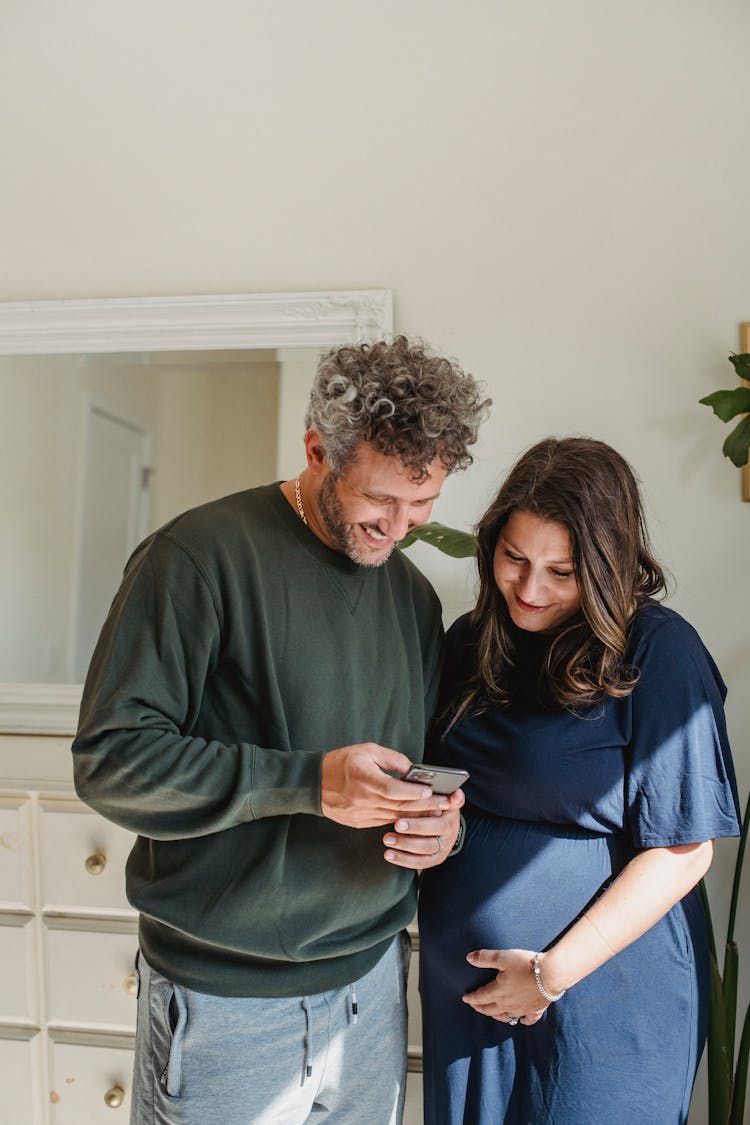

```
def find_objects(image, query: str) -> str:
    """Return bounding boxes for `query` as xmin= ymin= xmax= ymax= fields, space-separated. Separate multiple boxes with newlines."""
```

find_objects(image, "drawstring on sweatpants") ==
xmin=296 ymin=985 xmax=359 ymax=1080
xmin=300 ymin=983 xmax=360 ymax=1085
xmin=347 ymin=983 xmax=358 ymax=1024
xmin=301 ymin=997 xmax=313 ymax=1084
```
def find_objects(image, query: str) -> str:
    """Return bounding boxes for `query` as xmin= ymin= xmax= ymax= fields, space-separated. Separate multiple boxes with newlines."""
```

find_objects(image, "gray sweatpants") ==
xmin=130 ymin=935 xmax=409 ymax=1125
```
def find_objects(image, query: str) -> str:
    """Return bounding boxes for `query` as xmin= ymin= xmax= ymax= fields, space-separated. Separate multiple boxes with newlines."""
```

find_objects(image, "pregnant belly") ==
xmin=418 ymin=810 xmax=621 ymax=998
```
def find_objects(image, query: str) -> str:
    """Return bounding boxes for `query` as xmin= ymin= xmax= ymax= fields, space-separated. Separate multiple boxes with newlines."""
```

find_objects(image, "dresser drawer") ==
xmin=46 ymin=926 xmax=138 ymax=1031
xmin=0 ymin=1032 xmax=43 ymax=1125
xmin=49 ymin=1039 xmax=134 ymax=1124
xmin=47 ymin=1038 xmax=419 ymax=1125
xmin=0 ymin=796 xmax=34 ymax=910
xmin=39 ymin=801 xmax=135 ymax=915
xmin=0 ymin=916 xmax=38 ymax=1023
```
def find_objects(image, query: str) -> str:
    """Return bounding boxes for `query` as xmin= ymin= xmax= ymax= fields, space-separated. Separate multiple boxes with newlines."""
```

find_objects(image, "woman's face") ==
xmin=493 ymin=509 xmax=582 ymax=634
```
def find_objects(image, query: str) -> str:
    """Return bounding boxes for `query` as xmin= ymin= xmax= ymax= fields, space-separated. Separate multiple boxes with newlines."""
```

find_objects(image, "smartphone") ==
xmin=402 ymin=763 xmax=469 ymax=795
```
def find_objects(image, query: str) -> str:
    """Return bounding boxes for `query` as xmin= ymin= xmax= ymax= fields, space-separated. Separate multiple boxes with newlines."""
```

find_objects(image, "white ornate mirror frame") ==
xmin=0 ymin=289 xmax=393 ymax=735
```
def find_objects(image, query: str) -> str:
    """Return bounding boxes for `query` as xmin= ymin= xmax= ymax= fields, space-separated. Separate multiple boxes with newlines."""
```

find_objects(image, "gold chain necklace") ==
xmin=294 ymin=477 xmax=307 ymax=525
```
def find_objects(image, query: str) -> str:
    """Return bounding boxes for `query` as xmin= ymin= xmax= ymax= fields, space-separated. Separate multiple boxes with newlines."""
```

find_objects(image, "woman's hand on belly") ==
xmin=463 ymin=948 xmax=549 ymax=1026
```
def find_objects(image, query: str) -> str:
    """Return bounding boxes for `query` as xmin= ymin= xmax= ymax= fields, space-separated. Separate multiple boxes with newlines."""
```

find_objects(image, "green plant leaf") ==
xmin=726 ymin=797 xmax=750 ymax=1125
xmin=701 ymin=879 xmax=719 ymax=964
xmin=399 ymin=522 xmax=477 ymax=557
xmin=722 ymin=415 xmax=750 ymax=467
xmin=702 ymin=795 xmax=749 ymax=1125
xmin=727 ymin=793 xmax=750 ymax=945
xmin=699 ymin=388 xmax=750 ymax=423
xmin=729 ymin=1001 xmax=750 ymax=1125
xmin=723 ymin=941 xmax=739 ymax=1066
xmin=706 ymin=944 xmax=732 ymax=1125
xmin=728 ymin=352 xmax=750 ymax=380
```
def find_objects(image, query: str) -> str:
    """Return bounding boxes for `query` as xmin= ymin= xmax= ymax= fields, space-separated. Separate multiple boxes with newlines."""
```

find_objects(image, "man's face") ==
xmin=316 ymin=442 xmax=448 ymax=567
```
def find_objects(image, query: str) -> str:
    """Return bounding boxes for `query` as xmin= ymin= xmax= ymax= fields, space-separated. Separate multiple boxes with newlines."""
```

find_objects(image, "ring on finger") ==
xmin=506 ymin=1014 xmax=519 ymax=1026
xmin=434 ymin=836 xmax=443 ymax=854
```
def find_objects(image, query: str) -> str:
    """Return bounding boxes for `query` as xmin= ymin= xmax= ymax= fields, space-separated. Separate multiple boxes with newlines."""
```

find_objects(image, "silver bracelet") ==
xmin=532 ymin=952 xmax=566 ymax=1003
xmin=449 ymin=814 xmax=466 ymax=856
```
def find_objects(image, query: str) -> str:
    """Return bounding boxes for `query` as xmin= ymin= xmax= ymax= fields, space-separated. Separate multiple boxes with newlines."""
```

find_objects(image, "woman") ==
xmin=418 ymin=437 xmax=740 ymax=1125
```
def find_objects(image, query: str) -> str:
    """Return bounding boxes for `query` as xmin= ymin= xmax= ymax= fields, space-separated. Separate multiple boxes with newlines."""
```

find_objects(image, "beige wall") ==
xmin=2 ymin=4 xmax=750 ymax=1119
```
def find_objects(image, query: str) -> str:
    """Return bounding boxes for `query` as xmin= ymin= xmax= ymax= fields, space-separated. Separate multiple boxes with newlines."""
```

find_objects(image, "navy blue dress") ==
xmin=419 ymin=603 xmax=740 ymax=1125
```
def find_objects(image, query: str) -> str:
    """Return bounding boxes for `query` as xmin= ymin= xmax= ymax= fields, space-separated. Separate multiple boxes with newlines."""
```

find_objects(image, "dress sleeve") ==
xmin=625 ymin=610 xmax=741 ymax=849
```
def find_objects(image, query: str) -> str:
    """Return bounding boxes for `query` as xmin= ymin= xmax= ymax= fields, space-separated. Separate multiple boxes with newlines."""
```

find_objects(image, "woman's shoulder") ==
xmin=441 ymin=612 xmax=480 ymax=688
xmin=628 ymin=601 xmax=703 ymax=651
xmin=628 ymin=601 xmax=726 ymax=696
xmin=445 ymin=611 xmax=478 ymax=650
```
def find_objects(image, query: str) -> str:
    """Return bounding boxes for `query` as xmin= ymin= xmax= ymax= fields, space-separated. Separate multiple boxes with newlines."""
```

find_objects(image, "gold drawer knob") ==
xmin=123 ymin=972 xmax=138 ymax=996
xmin=104 ymin=1085 xmax=125 ymax=1109
xmin=84 ymin=851 xmax=107 ymax=876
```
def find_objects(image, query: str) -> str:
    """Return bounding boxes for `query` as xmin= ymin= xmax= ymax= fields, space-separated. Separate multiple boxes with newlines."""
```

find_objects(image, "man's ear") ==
xmin=304 ymin=428 xmax=328 ymax=473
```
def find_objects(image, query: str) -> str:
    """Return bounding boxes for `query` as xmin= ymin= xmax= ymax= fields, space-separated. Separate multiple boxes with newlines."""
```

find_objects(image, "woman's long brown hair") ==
xmin=449 ymin=437 xmax=667 ymax=724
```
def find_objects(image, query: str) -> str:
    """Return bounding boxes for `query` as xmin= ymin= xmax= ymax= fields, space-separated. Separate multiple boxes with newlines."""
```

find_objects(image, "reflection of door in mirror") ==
xmin=1 ymin=348 xmax=321 ymax=685
xmin=73 ymin=402 xmax=152 ymax=681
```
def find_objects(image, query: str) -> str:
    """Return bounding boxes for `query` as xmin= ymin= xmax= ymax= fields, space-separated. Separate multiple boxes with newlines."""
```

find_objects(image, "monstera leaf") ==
xmin=700 ymin=354 xmax=750 ymax=468
xmin=399 ymin=522 xmax=477 ymax=557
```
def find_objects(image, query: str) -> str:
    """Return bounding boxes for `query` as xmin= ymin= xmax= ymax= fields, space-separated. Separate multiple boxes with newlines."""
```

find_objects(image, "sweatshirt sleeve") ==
xmin=72 ymin=533 xmax=324 ymax=840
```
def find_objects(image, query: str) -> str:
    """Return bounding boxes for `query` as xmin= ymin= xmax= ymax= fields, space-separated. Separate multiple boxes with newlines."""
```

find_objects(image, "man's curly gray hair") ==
xmin=305 ymin=336 xmax=490 ymax=480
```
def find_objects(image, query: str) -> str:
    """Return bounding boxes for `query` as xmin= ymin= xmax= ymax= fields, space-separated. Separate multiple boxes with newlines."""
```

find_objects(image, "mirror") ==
xmin=0 ymin=290 xmax=392 ymax=733
xmin=2 ymin=348 xmax=309 ymax=685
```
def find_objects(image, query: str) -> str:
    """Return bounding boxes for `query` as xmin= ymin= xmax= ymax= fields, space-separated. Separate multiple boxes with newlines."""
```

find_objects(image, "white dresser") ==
xmin=0 ymin=732 xmax=425 ymax=1124
xmin=0 ymin=734 xmax=139 ymax=1124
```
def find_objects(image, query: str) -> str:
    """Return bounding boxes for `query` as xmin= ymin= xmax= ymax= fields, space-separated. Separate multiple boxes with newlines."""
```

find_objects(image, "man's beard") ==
xmin=318 ymin=473 xmax=395 ymax=567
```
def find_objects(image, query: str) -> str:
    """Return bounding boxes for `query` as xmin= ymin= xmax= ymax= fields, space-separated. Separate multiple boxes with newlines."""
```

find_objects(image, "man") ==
xmin=72 ymin=335 xmax=489 ymax=1125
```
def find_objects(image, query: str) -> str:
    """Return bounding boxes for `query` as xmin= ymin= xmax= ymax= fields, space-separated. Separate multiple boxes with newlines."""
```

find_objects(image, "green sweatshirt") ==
xmin=72 ymin=483 xmax=443 ymax=997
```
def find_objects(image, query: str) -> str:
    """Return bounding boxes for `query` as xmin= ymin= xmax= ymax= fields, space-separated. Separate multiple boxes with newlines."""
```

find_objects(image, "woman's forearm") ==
xmin=540 ymin=840 xmax=714 ymax=996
